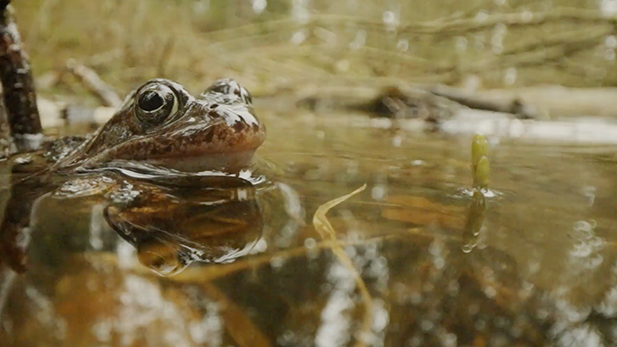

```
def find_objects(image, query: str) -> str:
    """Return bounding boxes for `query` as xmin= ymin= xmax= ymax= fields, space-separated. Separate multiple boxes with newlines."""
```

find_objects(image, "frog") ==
xmin=0 ymin=78 xmax=284 ymax=276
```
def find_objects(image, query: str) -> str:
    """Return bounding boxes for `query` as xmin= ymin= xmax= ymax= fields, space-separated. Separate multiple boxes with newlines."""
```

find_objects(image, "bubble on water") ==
xmin=555 ymin=297 xmax=592 ymax=323
xmin=596 ymin=283 xmax=617 ymax=317
xmin=589 ymin=236 xmax=605 ymax=248
xmin=434 ymin=257 xmax=445 ymax=269
xmin=569 ymin=219 xmax=605 ymax=266
xmin=581 ymin=185 xmax=596 ymax=206
xmin=371 ymin=185 xmax=387 ymax=200
xmin=269 ymin=256 xmax=285 ymax=269
xmin=438 ymin=331 xmax=457 ymax=347
xmin=484 ymin=286 xmax=497 ymax=298
xmin=461 ymin=243 xmax=475 ymax=253
xmin=382 ymin=11 xmax=398 ymax=27
xmin=429 ymin=240 xmax=444 ymax=256
xmin=420 ymin=320 xmax=434 ymax=332
xmin=573 ymin=220 xmax=594 ymax=238
xmin=304 ymin=238 xmax=317 ymax=249
xmin=372 ymin=298 xmax=390 ymax=332
xmin=586 ymin=253 xmax=604 ymax=269
xmin=570 ymin=242 xmax=593 ymax=258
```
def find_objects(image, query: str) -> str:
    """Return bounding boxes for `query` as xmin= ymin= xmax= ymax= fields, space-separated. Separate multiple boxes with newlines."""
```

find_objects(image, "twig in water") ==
xmin=312 ymin=184 xmax=373 ymax=347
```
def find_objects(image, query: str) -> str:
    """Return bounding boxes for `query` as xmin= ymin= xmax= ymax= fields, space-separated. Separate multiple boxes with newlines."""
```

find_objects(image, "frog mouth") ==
xmin=143 ymin=149 xmax=259 ymax=173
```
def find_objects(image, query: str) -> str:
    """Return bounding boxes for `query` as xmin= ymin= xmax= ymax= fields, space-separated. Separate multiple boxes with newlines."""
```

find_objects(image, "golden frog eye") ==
xmin=135 ymin=84 xmax=179 ymax=126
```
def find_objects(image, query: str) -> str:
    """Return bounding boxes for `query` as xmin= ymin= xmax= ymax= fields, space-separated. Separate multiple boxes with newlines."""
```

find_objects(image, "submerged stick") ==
xmin=312 ymin=184 xmax=373 ymax=347
xmin=0 ymin=1 xmax=43 ymax=151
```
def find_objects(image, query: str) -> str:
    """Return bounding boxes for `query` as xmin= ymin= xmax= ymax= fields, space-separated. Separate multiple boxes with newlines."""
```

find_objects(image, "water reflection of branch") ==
xmin=201 ymin=283 xmax=273 ymax=347
xmin=100 ymin=236 xmax=389 ymax=284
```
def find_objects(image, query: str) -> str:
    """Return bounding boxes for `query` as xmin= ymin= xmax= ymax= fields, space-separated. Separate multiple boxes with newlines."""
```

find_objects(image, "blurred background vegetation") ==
xmin=15 ymin=0 xmax=617 ymax=99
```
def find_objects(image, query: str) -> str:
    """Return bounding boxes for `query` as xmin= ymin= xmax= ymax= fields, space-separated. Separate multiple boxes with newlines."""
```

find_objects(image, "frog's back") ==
xmin=10 ymin=136 xmax=88 ymax=174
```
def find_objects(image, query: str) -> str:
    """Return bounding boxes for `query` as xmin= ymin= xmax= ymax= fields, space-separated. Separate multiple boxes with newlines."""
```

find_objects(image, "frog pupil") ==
xmin=138 ymin=91 xmax=165 ymax=112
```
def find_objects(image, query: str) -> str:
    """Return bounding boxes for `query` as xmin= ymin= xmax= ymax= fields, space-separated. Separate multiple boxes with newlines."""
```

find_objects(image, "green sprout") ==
xmin=462 ymin=190 xmax=486 ymax=253
xmin=463 ymin=134 xmax=490 ymax=253
xmin=471 ymin=134 xmax=490 ymax=190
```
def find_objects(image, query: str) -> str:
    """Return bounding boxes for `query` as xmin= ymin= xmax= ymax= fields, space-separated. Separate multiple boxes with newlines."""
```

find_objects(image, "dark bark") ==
xmin=0 ymin=2 xmax=43 ymax=152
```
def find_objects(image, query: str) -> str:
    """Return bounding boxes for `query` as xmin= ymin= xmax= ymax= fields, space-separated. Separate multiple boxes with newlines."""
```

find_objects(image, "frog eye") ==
xmin=135 ymin=84 xmax=179 ymax=125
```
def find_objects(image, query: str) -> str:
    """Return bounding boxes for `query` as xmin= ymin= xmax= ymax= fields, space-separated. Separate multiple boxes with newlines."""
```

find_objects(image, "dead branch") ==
xmin=65 ymin=59 xmax=122 ymax=108
xmin=429 ymin=84 xmax=539 ymax=119
xmin=0 ymin=1 xmax=42 ymax=151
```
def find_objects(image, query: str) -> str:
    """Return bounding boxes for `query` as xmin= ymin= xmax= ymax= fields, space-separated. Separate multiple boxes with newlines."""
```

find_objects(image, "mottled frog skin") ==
xmin=45 ymin=78 xmax=265 ymax=173
xmin=0 ymin=78 xmax=278 ymax=275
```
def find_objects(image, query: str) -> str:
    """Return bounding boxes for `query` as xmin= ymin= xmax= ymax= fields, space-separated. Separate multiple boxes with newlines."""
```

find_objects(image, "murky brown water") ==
xmin=2 ymin=109 xmax=617 ymax=347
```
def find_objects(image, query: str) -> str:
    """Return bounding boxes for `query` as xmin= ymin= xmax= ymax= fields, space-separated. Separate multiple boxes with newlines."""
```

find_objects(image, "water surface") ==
xmin=2 ymin=109 xmax=617 ymax=347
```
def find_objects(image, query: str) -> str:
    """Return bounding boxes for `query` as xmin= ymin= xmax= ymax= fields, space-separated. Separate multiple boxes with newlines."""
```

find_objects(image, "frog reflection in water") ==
xmin=0 ymin=78 xmax=276 ymax=275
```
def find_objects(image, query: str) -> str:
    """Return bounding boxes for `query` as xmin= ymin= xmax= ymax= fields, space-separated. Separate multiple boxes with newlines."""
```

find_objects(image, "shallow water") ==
xmin=2 ymin=109 xmax=617 ymax=347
